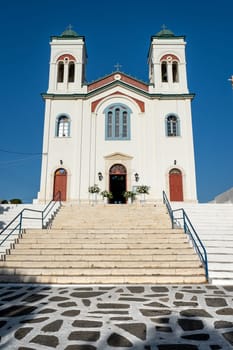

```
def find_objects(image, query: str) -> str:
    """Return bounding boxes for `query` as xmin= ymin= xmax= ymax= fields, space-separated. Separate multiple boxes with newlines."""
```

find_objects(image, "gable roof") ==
xmin=88 ymin=72 xmax=149 ymax=93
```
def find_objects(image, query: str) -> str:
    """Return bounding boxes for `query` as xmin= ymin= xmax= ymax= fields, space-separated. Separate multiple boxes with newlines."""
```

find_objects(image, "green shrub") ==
xmin=10 ymin=198 xmax=22 ymax=204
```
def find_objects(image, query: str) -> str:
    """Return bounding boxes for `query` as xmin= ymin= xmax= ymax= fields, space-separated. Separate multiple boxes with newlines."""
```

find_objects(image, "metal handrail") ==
xmin=162 ymin=191 xmax=209 ymax=281
xmin=162 ymin=190 xmax=174 ymax=228
xmin=42 ymin=191 xmax=61 ymax=226
xmin=0 ymin=191 xmax=61 ymax=248
xmin=173 ymin=208 xmax=209 ymax=281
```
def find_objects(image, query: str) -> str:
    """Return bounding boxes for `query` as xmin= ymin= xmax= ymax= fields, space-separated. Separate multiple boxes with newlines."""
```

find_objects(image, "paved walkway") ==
xmin=0 ymin=284 xmax=233 ymax=349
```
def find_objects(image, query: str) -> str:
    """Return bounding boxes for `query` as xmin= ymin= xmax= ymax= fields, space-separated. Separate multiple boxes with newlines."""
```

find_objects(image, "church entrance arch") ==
xmin=53 ymin=168 xmax=67 ymax=201
xmin=109 ymin=164 xmax=126 ymax=204
xmin=169 ymin=168 xmax=183 ymax=201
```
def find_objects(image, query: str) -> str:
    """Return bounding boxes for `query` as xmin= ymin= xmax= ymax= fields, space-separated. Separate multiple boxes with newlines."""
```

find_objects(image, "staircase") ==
xmin=172 ymin=202 xmax=233 ymax=285
xmin=0 ymin=202 xmax=60 ymax=258
xmin=0 ymin=203 xmax=206 ymax=284
xmin=0 ymin=203 xmax=49 ymax=229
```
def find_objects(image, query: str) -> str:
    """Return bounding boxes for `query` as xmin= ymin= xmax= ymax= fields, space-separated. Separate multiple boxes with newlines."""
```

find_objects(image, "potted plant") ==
xmin=136 ymin=185 xmax=150 ymax=204
xmin=88 ymin=184 xmax=101 ymax=205
xmin=101 ymin=190 xmax=113 ymax=204
xmin=123 ymin=191 xmax=136 ymax=204
xmin=88 ymin=184 xmax=101 ymax=194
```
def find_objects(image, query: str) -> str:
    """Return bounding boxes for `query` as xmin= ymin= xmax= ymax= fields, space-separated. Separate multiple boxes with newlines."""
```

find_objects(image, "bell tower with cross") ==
xmin=148 ymin=26 xmax=188 ymax=94
xmin=47 ymin=25 xmax=87 ymax=94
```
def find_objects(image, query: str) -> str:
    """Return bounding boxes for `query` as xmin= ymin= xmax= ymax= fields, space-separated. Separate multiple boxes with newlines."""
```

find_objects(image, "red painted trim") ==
xmin=88 ymin=73 xmax=148 ymax=92
xmin=91 ymin=91 xmax=145 ymax=113
xmin=57 ymin=54 xmax=76 ymax=62
xmin=160 ymin=54 xmax=179 ymax=62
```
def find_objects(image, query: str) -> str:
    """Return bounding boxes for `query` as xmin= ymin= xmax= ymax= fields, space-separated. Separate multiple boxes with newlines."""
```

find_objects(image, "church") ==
xmin=37 ymin=27 xmax=197 ymax=204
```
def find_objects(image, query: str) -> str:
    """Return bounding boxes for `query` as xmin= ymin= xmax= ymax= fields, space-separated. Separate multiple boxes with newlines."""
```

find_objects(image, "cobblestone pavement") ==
xmin=0 ymin=284 xmax=233 ymax=350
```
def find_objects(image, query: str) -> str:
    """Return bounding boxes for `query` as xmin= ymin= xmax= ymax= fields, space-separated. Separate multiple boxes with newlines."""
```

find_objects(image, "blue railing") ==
xmin=0 ymin=191 xmax=61 ymax=249
xmin=162 ymin=191 xmax=175 ymax=228
xmin=162 ymin=191 xmax=209 ymax=281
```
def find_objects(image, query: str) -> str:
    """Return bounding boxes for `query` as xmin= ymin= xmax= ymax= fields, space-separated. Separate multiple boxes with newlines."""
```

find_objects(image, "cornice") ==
xmin=42 ymin=80 xmax=195 ymax=101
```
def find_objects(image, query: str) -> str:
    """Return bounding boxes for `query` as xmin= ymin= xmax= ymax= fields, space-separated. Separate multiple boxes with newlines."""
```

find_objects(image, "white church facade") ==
xmin=37 ymin=27 xmax=197 ymax=204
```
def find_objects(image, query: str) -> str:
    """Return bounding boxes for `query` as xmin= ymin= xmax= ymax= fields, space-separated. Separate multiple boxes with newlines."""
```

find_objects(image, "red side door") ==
xmin=53 ymin=168 xmax=67 ymax=201
xmin=169 ymin=170 xmax=183 ymax=201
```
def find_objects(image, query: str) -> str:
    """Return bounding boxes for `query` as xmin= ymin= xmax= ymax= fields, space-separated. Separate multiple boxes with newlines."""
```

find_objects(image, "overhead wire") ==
xmin=0 ymin=148 xmax=42 ymax=155
xmin=0 ymin=154 xmax=41 ymax=169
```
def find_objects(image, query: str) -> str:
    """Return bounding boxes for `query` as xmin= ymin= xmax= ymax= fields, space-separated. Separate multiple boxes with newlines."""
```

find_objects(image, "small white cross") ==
xmin=114 ymin=63 xmax=122 ymax=71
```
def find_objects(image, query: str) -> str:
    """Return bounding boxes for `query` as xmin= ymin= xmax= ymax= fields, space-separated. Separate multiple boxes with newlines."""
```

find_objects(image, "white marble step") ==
xmin=208 ymin=262 xmax=233 ymax=271
xmin=171 ymin=202 xmax=233 ymax=284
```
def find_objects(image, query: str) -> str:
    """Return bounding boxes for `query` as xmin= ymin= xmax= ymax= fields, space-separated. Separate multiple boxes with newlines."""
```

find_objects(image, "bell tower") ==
xmin=148 ymin=27 xmax=188 ymax=94
xmin=47 ymin=26 xmax=87 ymax=94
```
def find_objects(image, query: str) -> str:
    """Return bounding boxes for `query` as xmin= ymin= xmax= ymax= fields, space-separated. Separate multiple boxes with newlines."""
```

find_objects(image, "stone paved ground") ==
xmin=0 ymin=284 xmax=233 ymax=350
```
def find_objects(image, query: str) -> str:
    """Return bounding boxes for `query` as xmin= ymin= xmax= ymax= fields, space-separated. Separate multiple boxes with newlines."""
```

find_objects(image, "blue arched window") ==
xmin=105 ymin=104 xmax=131 ymax=140
xmin=165 ymin=114 xmax=180 ymax=137
xmin=56 ymin=115 xmax=71 ymax=137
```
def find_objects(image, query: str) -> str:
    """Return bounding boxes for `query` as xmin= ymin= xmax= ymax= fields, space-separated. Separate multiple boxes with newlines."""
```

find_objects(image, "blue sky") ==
xmin=0 ymin=0 xmax=233 ymax=203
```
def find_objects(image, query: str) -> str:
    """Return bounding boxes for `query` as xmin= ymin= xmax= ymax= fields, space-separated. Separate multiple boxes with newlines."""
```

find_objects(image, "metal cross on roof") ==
xmin=114 ymin=63 xmax=122 ymax=71
xmin=228 ymin=75 xmax=233 ymax=88
xmin=162 ymin=24 xmax=167 ymax=30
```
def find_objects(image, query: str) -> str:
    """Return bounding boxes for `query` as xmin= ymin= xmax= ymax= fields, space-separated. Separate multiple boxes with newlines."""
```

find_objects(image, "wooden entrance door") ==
xmin=169 ymin=168 xmax=183 ymax=201
xmin=53 ymin=168 xmax=67 ymax=201
xmin=109 ymin=164 xmax=126 ymax=204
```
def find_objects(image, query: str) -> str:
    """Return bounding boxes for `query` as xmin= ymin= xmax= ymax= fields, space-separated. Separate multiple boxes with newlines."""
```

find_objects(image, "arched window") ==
xmin=57 ymin=62 xmax=64 ymax=82
xmin=68 ymin=61 xmax=75 ymax=82
xmin=161 ymin=61 xmax=168 ymax=82
xmin=105 ymin=104 xmax=131 ymax=140
xmin=56 ymin=115 xmax=70 ymax=137
xmin=166 ymin=115 xmax=180 ymax=137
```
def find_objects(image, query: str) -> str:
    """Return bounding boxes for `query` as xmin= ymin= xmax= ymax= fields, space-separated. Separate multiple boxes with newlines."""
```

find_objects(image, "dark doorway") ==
xmin=110 ymin=175 xmax=126 ymax=204
xmin=109 ymin=164 xmax=127 ymax=204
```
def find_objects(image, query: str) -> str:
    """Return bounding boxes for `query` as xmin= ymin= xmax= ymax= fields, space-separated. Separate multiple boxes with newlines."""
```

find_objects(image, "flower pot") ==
xmin=140 ymin=193 xmax=146 ymax=205
xmin=91 ymin=193 xmax=98 ymax=206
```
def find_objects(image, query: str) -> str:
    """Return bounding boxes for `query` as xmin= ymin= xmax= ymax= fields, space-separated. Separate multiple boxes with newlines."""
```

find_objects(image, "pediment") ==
xmin=88 ymin=72 xmax=148 ymax=93
xmin=104 ymin=152 xmax=133 ymax=161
